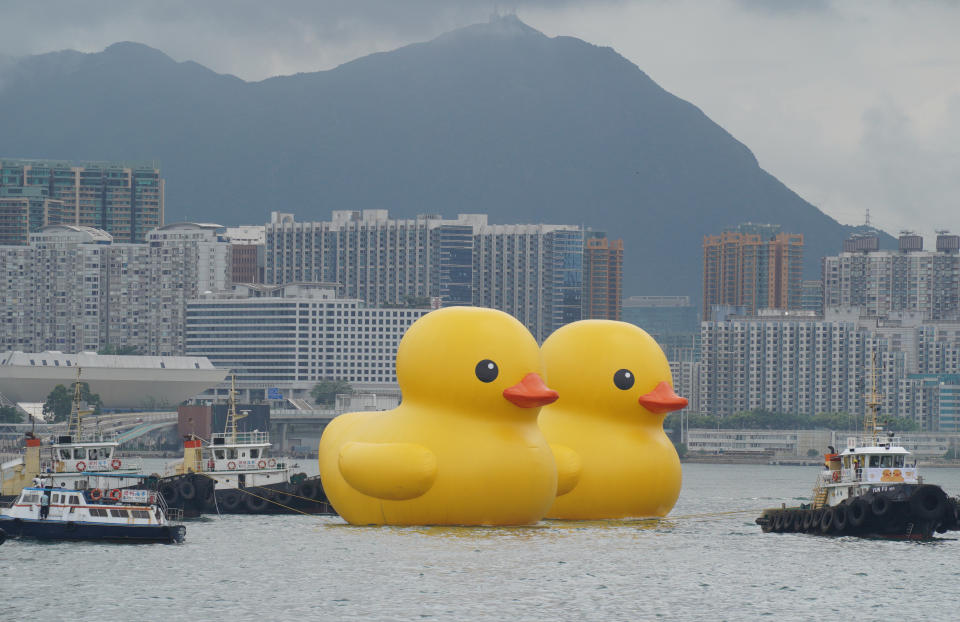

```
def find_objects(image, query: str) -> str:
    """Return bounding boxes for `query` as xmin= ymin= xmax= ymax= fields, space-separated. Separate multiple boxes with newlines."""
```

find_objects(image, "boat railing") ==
xmin=851 ymin=434 xmax=903 ymax=449
xmin=211 ymin=430 xmax=270 ymax=445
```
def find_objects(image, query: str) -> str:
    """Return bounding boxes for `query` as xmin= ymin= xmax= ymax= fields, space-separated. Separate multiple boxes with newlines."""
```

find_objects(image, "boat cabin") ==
xmin=824 ymin=435 xmax=919 ymax=487
xmin=45 ymin=436 xmax=139 ymax=474
xmin=8 ymin=485 xmax=165 ymax=525
xmin=208 ymin=431 xmax=277 ymax=472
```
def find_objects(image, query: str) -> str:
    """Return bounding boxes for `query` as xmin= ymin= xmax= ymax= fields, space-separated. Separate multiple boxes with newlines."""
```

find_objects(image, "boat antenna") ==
xmin=223 ymin=374 xmax=246 ymax=442
xmin=864 ymin=351 xmax=883 ymax=444
xmin=67 ymin=366 xmax=94 ymax=438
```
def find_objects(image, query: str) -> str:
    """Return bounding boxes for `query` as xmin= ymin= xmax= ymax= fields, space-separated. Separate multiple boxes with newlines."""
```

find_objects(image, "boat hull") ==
xmin=0 ymin=516 xmax=185 ymax=543
xmin=756 ymin=484 xmax=960 ymax=539
xmin=145 ymin=473 xmax=333 ymax=516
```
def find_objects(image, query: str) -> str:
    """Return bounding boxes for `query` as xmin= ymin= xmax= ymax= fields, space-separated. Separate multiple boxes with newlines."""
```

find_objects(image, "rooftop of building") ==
xmin=0 ymin=351 xmax=217 ymax=370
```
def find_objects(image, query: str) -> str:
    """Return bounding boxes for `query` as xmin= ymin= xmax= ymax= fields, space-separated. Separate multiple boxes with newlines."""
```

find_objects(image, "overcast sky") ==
xmin=2 ymin=0 xmax=958 ymax=239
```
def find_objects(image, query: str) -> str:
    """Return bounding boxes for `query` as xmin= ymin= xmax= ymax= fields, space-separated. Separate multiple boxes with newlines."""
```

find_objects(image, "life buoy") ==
xmin=76 ymin=461 xmax=86 ymax=472
xmin=267 ymin=458 xmax=277 ymax=468
xmin=111 ymin=459 xmax=122 ymax=470
xmin=109 ymin=489 xmax=122 ymax=501
xmin=831 ymin=471 xmax=840 ymax=482
xmin=90 ymin=488 xmax=103 ymax=501
xmin=227 ymin=461 xmax=236 ymax=470
xmin=257 ymin=460 xmax=266 ymax=469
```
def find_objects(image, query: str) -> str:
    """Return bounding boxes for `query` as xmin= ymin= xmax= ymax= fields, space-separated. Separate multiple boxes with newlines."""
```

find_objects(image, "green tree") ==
xmin=673 ymin=442 xmax=688 ymax=459
xmin=0 ymin=405 xmax=24 ymax=423
xmin=43 ymin=382 xmax=102 ymax=423
xmin=311 ymin=379 xmax=353 ymax=407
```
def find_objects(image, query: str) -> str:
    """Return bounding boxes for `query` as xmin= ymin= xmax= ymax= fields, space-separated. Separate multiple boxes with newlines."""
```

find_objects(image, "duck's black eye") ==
xmin=475 ymin=359 xmax=499 ymax=383
xmin=613 ymin=369 xmax=635 ymax=390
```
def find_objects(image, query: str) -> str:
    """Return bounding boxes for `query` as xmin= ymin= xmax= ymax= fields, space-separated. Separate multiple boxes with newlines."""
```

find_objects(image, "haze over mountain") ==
xmin=0 ymin=15 xmax=878 ymax=298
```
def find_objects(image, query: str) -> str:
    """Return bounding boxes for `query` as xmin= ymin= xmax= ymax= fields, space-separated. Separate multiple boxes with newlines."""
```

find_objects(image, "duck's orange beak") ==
xmin=503 ymin=373 xmax=559 ymax=408
xmin=638 ymin=381 xmax=688 ymax=414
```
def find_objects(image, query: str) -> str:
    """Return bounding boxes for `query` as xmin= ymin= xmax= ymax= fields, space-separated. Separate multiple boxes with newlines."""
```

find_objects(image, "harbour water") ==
xmin=4 ymin=463 xmax=960 ymax=620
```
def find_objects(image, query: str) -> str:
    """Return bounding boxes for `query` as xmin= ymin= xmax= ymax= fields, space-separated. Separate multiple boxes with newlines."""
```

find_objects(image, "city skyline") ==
xmin=1 ymin=2 xmax=956 ymax=238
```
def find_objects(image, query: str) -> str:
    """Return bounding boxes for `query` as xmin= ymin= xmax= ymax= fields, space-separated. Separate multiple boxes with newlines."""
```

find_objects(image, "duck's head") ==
xmin=396 ymin=307 xmax=558 ymax=418
xmin=541 ymin=320 xmax=687 ymax=425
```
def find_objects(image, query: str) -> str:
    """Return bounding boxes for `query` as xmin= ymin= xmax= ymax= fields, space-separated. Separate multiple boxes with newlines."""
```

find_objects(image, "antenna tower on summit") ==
xmin=865 ymin=208 xmax=871 ymax=228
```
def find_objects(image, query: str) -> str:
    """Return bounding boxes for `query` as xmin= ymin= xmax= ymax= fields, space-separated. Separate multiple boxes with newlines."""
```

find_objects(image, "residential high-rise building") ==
xmin=264 ymin=211 xmax=586 ymax=341
xmin=0 ymin=187 xmax=65 ymax=245
xmin=699 ymin=307 xmax=960 ymax=430
xmin=823 ymin=232 xmax=960 ymax=320
xmin=621 ymin=296 xmax=699 ymax=362
xmin=185 ymin=283 xmax=428 ymax=400
xmin=0 ymin=223 xmax=231 ymax=355
xmin=702 ymin=223 xmax=803 ymax=317
xmin=582 ymin=233 xmax=623 ymax=320
xmin=0 ymin=158 xmax=164 ymax=243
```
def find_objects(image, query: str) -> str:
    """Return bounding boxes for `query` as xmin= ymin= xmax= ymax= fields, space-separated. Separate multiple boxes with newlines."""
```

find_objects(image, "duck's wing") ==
xmin=550 ymin=444 xmax=582 ymax=496
xmin=339 ymin=441 xmax=437 ymax=500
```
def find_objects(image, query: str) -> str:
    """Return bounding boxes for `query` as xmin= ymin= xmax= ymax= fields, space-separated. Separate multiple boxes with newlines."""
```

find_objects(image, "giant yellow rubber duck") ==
xmin=539 ymin=320 xmax=687 ymax=519
xmin=318 ymin=307 xmax=560 ymax=525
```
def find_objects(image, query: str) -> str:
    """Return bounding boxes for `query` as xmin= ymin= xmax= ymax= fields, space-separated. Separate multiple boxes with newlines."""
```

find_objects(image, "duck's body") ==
xmin=539 ymin=320 xmax=686 ymax=520
xmin=319 ymin=307 xmax=559 ymax=526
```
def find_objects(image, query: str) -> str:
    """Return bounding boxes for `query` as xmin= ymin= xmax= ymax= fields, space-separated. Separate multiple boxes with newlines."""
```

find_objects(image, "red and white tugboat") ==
xmin=757 ymin=360 xmax=960 ymax=539
xmin=161 ymin=377 xmax=330 ymax=515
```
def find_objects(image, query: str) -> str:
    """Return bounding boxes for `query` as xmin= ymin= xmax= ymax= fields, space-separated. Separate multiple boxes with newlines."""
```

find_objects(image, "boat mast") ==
xmin=67 ymin=367 xmax=93 ymax=438
xmin=223 ymin=374 xmax=246 ymax=442
xmin=864 ymin=350 xmax=882 ymax=445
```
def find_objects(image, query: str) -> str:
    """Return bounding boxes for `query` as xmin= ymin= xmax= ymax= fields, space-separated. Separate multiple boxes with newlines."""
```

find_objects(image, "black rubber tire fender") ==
xmin=820 ymin=508 xmax=835 ymax=533
xmin=298 ymin=481 xmax=320 ymax=500
xmin=871 ymin=494 xmax=891 ymax=517
xmin=245 ymin=492 xmax=269 ymax=512
xmin=833 ymin=504 xmax=849 ymax=532
xmin=772 ymin=511 xmax=785 ymax=532
xmin=220 ymin=491 xmax=242 ymax=511
xmin=910 ymin=486 xmax=945 ymax=521
xmin=179 ymin=480 xmax=196 ymax=501
xmin=848 ymin=498 xmax=870 ymax=528
xmin=160 ymin=483 xmax=180 ymax=505
xmin=801 ymin=510 xmax=814 ymax=531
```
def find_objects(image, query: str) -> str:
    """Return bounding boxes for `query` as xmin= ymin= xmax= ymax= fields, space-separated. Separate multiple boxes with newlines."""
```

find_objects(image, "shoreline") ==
xmin=682 ymin=454 xmax=960 ymax=468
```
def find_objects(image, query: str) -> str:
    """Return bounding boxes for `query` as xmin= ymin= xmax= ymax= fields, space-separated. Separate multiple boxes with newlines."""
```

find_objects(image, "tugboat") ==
xmin=0 ymin=479 xmax=185 ymax=543
xmin=0 ymin=368 xmax=213 ymax=516
xmin=160 ymin=377 xmax=331 ymax=515
xmin=756 ymin=358 xmax=960 ymax=539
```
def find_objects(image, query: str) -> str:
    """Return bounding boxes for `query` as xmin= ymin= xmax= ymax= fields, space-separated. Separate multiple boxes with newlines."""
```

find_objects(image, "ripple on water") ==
xmin=3 ymin=463 xmax=960 ymax=620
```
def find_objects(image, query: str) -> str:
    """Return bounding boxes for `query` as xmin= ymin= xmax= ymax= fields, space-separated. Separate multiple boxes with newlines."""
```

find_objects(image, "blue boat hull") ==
xmin=0 ymin=516 xmax=185 ymax=544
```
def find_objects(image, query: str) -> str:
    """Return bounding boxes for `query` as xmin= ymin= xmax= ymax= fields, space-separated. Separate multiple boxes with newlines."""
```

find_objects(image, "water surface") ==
xmin=4 ymin=463 xmax=959 ymax=620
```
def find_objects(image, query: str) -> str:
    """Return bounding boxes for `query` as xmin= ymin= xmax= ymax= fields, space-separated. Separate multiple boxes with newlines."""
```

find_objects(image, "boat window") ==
xmin=881 ymin=455 xmax=894 ymax=467
xmin=59 ymin=449 xmax=71 ymax=460
xmin=869 ymin=456 xmax=881 ymax=467
xmin=250 ymin=448 xmax=259 ymax=459
xmin=89 ymin=448 xmax=98 ymax=460
xmin=894 ymin=455 xmax=905 ymax=467
xmin=52 ymin=494 xmax=60 ymax=503
xmin=110 ymin=509 xmax=129 ymax=518
xmin=132 ymin=510 xmax=150 ymax=519
xmin=227 ymin=449 xmax=238 ymax=459
xmin=70 ymin=495 xmax=80 ymax=504
xmin=101 ymin=447 xmax=112 ymax=458
xmin=214 ymin=449 xmax=225 ymax=459
xmin=73 ymin=448 xmax=86 ymax=460
xmin=843 ymin=456 xmax=851 ymax=468
xmin=90 ymin=508 xmax=108 ymax=517
xmin=22 ymin=494 xmax=39 ymax=504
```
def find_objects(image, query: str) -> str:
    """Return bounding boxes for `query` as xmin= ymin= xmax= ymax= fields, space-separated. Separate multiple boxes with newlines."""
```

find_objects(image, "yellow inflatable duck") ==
xmin=318 ymin=306 xmax=560 ymax=525
xmin=538 ymin=320 xmax=687 ymax=519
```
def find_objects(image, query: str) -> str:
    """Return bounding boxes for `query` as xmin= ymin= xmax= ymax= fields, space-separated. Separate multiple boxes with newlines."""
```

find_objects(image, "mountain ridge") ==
xmin=0 ymin=16 xmax=885 ymax=297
